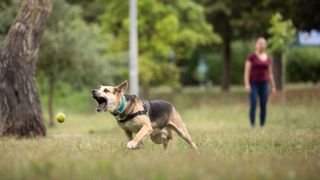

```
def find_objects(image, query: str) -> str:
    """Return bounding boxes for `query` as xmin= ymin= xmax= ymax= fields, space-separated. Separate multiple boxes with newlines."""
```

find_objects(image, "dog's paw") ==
xmin=127 ymin=140 xmax=139 ymax=150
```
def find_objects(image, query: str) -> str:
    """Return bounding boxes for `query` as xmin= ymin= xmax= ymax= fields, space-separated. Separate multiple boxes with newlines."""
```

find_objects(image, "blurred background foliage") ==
xmin=0 ymin=0 xmax=20 ymax=40
xmin=0 ymin=0 xmax=319 ymax=118
xmin=99 ymin=0 xmax=221 ymax=96
xmin=286 ymin=47 xmax=320 ymax=84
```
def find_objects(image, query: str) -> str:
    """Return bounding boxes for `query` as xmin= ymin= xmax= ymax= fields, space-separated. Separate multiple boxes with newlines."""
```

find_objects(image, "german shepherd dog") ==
xmin=91 ymin=80 xmax=198 ymax=152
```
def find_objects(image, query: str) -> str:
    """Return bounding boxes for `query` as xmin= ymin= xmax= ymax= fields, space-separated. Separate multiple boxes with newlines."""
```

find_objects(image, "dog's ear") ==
xmin=116 ymin=80 xmax=128 ymax=94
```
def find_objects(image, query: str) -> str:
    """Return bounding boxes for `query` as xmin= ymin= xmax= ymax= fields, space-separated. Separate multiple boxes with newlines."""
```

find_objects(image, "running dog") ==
xmin=91 ymin=80 xmax=198 ymax=152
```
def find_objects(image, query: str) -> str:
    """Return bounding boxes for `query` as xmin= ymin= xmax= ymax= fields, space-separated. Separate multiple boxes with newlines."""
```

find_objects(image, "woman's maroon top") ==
xmin=247 ymin=53 xmax=271 ymax=82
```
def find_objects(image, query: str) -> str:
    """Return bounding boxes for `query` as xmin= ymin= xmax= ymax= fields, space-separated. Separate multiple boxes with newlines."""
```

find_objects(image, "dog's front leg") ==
xmin=127 ymin=117 xmax=152 ymax=150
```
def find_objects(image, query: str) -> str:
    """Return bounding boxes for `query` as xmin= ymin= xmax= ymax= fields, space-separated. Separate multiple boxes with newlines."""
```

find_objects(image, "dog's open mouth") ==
xmin=93 ymin=96 xmax=108 ymax=112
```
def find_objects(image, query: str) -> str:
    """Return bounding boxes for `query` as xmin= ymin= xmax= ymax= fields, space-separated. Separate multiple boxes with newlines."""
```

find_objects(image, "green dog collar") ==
xmin=116 ymin=95 xmax=126 ymax=113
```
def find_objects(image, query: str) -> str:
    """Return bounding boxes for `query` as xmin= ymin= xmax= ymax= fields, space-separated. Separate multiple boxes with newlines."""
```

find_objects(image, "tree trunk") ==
xmin=221 ymin=32 xmax=231 ymax=91
xmin=272 ymin=52 xmax=283 ymax=91
xmin=48 ymin=78 xmax=54 ymax=127
xmin=0 ymin=0 xmax=53 ymax=137
xmin=141 ymin=84 xmax=150 ymax=99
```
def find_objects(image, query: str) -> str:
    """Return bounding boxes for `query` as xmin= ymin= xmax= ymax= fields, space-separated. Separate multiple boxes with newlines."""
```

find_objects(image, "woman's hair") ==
xmin=256 ymin=36 xmax=266 ymax=42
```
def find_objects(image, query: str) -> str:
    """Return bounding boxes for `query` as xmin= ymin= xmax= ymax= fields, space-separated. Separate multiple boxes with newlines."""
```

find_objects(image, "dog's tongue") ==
xmin=96 ymin=102 xmax=107 ymax=112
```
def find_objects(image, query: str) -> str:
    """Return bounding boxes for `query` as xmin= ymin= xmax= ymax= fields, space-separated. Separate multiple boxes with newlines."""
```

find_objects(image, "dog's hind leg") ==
xmin=168 ymin=123 xmax=198 ymax=152
xmin=167 ymin=110 xmax=199 ymax=152
xmin=163 ymin=128 xmax=173 ymax=152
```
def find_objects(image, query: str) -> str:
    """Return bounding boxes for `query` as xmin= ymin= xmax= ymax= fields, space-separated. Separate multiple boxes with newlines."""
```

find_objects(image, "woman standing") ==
xmin=244 ymin=37 xmax=276 ymax=127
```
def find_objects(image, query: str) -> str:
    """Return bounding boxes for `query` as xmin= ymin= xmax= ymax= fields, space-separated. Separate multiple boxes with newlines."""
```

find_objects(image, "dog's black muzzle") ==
xmin=91 ymin=89 xmax=97 ymax=97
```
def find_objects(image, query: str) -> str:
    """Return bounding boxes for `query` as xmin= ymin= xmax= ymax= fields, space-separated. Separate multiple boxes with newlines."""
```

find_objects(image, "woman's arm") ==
xmin=244 ymin=60 xmax=251 ymax=93
xmin=269 ymin=57 xmax=276 ymax=93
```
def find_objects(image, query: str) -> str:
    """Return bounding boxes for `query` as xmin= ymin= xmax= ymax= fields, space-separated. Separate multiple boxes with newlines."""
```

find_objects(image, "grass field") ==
xmin=0 ymin=85 xmax=319 ymax=180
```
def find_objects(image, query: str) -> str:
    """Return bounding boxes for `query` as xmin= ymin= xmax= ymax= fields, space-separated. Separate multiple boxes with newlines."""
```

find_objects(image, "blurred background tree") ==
xmin=268 ymin=13 xmax=296 ymax=91
xmin=199 ymin=0 xmax=291 ymax=91
xmin=198 ymin=0 xmax=320 ymax=91
xmin=65 ymin=0 xmax=107 ymax=23
xmin=100 ymin=0 xmax=221 ymax=97
xmin=37 ymin=0 xmax=115 ymax=126
xmin=0 ymin=0 xmax=21 ymax=41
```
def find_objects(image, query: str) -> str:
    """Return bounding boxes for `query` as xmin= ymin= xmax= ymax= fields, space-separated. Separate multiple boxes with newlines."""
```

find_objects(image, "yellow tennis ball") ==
xmin=55 ymin=113 xmax=66 ymax=123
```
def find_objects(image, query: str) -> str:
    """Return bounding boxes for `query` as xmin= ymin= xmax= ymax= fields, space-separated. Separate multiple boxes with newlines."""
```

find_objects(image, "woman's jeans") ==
xmin=249 ymin=81 xmax=269 ymax=127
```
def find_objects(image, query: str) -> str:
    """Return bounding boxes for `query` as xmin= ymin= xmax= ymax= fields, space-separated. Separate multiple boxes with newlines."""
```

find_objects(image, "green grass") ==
xmin=0 ymin=85 xmax=319 ymax=180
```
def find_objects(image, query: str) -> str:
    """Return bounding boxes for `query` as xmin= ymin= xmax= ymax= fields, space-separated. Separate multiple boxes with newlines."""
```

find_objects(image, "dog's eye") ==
xmin=104 ymin=88 xmax=109 ymax=93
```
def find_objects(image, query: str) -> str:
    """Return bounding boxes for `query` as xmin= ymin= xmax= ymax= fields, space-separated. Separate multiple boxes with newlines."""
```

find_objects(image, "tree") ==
xmin=196 ymin=0 xmax=319 ymax=91
xmin=101 ymin=0 xmax=220 ymax=97
xmin=199 ymin=0 xmax=292 ymax=91
xmin=65 ymin=0 xmax=107 ymax=23
xmin=0 ymin=0 xmax=53 ymax=137
xmin=37 ymin=0 xmax=113 ymax=126
xmin=268 ymin=13 xmax=296 ymax=91
xmin=288 ymin=0 xmax=320 ymax=30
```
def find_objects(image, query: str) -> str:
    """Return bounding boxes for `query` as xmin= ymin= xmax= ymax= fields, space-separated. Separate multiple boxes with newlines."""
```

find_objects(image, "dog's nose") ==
xmin=91 ymin=89 xmax=96 ymax=94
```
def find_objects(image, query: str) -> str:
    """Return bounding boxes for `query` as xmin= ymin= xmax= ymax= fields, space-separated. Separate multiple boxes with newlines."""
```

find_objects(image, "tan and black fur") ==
xmin=91 ymin=80 xmax=198 ymax=152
